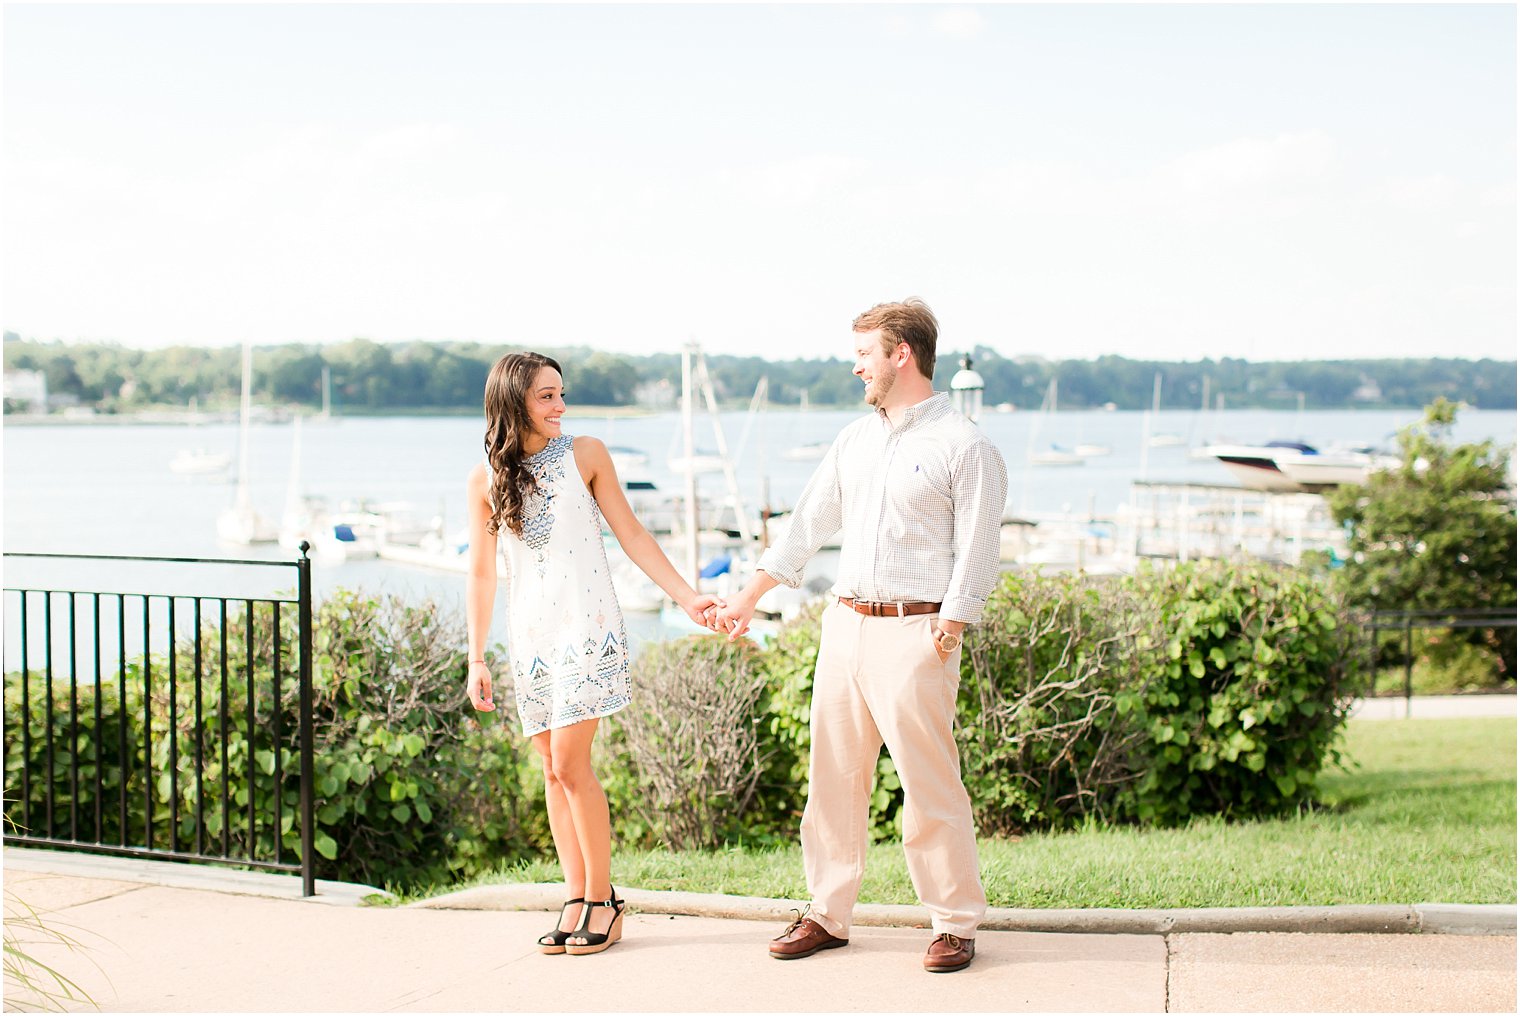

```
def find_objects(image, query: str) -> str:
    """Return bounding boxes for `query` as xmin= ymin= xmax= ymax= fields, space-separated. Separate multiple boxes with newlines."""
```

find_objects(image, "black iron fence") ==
xmin=1359 ymin=607 xmax=1517 ymax=711
xmin=3 ymin=550 xmax=317 ymax=896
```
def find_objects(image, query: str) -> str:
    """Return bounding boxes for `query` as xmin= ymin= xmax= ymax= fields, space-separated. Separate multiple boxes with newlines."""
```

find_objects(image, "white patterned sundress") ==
xmin=488 ymin=434 xmax=631 ymax=736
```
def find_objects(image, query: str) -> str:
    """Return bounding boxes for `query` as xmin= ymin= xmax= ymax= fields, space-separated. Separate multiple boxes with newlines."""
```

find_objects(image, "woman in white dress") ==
xmin=464 ymin=351 xmax=721 ymax=955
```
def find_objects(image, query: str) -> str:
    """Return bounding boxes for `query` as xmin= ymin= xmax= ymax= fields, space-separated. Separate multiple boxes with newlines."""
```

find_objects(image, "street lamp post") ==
xmin=950 ymin=354 xmax=985 ymax=424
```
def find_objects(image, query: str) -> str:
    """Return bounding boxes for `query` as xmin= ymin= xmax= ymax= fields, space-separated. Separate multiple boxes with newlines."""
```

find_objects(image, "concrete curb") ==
xmin=1416 ymin=904 xmax=1518 ymax=935
xmin=8 ymin=847 xmax=1512 ymax=936
xmin=411 ymin=883 xmax=1518 ymax=937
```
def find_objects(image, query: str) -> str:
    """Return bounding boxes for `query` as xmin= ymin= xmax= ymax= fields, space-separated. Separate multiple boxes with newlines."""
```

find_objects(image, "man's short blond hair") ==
xmin=852 ymin=298 xmax=938 ymax=379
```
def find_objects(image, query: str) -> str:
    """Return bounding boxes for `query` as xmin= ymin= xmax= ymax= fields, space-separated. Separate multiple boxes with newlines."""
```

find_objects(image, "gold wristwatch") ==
xmin=934 ymin=628 xmax=961 ymax=652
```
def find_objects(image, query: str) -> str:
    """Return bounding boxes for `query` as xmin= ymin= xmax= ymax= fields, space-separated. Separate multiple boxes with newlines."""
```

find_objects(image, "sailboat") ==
xmin=1147 ymin=373 xmax=1185 ymax=447
xmin=216 ymin=341 xmax=278 ymax=545
xmin=169 ymin=396 xmax=232 ymax=476
xmin=309 ymin=365 xmax=335 ymax=424
xmin=647 ymin=344 xmax=782 ymax=637
xmin=278 ymin=415 xmax=336 ymax=553
xmin=783 ymin=389 xmax=830 ymax=461
xmin=1028 ymin=379 xmax=1083 ymax=466
xmin=1187 ymin=383 xmax=1225 ymax=460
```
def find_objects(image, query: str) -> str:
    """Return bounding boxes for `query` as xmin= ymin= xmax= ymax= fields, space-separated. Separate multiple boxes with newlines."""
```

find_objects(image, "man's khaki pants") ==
xmin=801 ymin=600 xmax=986 ymax=939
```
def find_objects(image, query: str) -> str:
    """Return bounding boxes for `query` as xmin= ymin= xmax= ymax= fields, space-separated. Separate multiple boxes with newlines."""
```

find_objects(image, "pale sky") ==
xmin=3 ymin=3 xmax=1515 ymax=361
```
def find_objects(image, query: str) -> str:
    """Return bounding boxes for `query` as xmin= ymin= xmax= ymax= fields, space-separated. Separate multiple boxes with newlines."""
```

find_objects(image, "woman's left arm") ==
xmin=575 ymin=437 xmax=721 ymax=625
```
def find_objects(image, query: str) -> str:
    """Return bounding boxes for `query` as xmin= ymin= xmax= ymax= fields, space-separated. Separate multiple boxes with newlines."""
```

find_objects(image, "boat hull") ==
xmin=1214 ymin=454 xmax=1303 ymax=492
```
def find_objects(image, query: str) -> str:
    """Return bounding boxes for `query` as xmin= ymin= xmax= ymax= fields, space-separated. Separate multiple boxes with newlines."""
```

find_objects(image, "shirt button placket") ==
xmin=868 ymin=433 xmax=897 ymax=598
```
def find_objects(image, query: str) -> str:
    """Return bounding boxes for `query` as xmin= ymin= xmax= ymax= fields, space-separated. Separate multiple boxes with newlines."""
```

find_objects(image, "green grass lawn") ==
xmin=421 ymin=716 xmax=1516 ymax=909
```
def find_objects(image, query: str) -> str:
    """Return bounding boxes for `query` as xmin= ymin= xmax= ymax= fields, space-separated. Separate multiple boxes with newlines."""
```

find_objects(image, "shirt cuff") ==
xmin=755 ymin=548 xmax=804 ymax=589
xmin=939 ymin=595 xmax=987 ymax=625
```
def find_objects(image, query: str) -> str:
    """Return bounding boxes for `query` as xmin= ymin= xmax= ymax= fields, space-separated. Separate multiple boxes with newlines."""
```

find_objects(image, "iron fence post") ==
xmin=1403 ymin=614 xmax=1414 ymax=719
xmin=298 ymin=542 xmax=316 ymax=898
xmin=1366 ymin=614 xmax=1377 ymax=698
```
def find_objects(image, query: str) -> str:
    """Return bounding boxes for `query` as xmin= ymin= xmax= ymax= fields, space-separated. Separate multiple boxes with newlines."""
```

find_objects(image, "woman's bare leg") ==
xmin=531 ymin=729 xmax=586 ymax=934
xmin=547 ymin=718 xmax=616 ymax=943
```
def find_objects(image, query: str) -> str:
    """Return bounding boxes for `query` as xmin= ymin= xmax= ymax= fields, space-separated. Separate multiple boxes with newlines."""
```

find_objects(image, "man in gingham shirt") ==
xmin=716 ymin=298 xmax=1008 ymax=974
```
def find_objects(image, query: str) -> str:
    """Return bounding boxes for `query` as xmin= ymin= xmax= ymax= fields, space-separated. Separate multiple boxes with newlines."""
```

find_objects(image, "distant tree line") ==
xmin=3 ymin=332 xmax=1514 ymax=413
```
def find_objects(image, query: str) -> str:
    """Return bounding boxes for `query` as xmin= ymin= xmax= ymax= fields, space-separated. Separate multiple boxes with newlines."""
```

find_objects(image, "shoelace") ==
xmin=936 ymin=933 xmax=965 ymax=950
xmin=781 ymin=905 xmax=813 ymax=937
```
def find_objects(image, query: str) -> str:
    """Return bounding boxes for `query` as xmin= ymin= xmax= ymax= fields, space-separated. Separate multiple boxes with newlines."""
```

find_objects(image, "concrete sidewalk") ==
xmin=4 ymin=850 xmax=1515 ymax=1012
xmin=1348 ymin=693 xmax=1515 ymax=721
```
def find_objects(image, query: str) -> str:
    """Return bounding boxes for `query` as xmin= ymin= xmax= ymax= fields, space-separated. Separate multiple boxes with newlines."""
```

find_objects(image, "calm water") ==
xmin=5 ymin=405 xmax=1515 ymax=665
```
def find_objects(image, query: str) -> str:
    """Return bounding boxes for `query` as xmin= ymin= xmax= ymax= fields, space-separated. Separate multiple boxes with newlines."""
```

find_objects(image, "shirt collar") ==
xmin=875 ymin=391 xmax=951 ymax=433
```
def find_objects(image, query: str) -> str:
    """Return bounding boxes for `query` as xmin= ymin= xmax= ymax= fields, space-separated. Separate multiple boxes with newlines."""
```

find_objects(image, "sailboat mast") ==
xmin=681 ymin=343 xmax=699 ymax=587
xmin=285 ymin=414 xmax=303 ymax=518
xmin=1139 ymin=371 xmax=1159 ymax=482
xmin=237 ymin=340 xmax=253 ymax=509
xmin=695 ymin=353 xmax=754 ymax=550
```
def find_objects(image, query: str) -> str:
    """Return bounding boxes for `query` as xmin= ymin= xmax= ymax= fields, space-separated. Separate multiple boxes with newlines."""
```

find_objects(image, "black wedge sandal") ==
xmin=537 ymin=897 xmax=586 ymax=955
xmin=565 ymin=889 xmax=625 ymax=955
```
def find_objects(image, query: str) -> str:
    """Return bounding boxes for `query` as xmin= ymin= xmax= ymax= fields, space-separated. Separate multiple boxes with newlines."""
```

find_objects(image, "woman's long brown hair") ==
xmin=483 ymin=351 xmax=562 ymax=538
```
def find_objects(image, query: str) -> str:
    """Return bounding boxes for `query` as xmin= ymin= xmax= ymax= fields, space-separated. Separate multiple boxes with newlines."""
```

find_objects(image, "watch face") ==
xmin=939 ymin=632 xmax=960 ymax=650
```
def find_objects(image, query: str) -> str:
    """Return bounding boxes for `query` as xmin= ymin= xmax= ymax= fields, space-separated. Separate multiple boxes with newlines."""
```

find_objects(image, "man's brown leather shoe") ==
xmin=923 ymin=933 xmax=975 ymax=973
xmin=770 ymin=914 xmax=848 ymax=960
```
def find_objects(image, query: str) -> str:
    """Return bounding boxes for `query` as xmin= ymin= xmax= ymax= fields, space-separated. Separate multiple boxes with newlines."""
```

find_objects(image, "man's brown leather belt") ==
xmin=838 ymin=597 xmax=942 ymax=617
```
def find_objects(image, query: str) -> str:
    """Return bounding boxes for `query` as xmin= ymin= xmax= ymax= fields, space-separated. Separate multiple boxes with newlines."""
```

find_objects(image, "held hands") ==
xmin=466 ymin=660 xmax=495 ymax=712
xmin=684 ymin=592 xmax=754 ymax=640
xmin=714 ymin=594 xmax=757 ymax=642
xmin=684 ymin=593 xmax=726 ymax=630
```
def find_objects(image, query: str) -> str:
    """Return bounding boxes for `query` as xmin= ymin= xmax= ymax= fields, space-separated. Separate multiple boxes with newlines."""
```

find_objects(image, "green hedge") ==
xmin=6 ymin=563 xmax=1360 ymax=891
xmin=1120 ymin=562 xmax=1357 ymax=823
xmin=744 ymin=563 xmax=1357 ymax=838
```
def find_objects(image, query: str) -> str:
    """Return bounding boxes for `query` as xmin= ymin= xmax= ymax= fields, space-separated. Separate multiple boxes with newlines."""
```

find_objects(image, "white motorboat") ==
xmin=1205 ymin=441 xmax=1315 ymax=491
xmin=379 ymin=530 xmax=477 ymax=574
xmin=1074 ymin=443 xmax=1112 ymax=458
xmin=1205 ymin=441 xmax=1397 ymax=492
xmin=1274 ymin=447 xmax=1400 ymax=491
xmin=314 ymin=516 xmax=381 ymax=562
xmin=367 ymin=501 xmax=437 ymax=546
xmin=313 ymin=501 xmax=438 ymax=561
